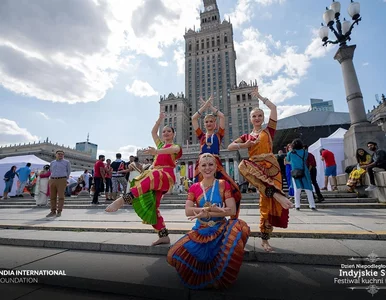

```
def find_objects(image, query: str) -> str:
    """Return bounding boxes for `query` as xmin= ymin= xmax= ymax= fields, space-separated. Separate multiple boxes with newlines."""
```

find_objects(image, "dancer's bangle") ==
xmin=263 ymin=98 xmax=269 ymax=104
xmin=237 ymin=143 xmax=241 ymax=149
xmin=197 ymin=111 xmax=202 ymax=116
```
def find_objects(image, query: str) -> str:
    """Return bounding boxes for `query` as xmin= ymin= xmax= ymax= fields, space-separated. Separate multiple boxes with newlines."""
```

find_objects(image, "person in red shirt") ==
xmin=304 ymin=145 xmax=324 ymax=202
xmin=320 ymin=148 xmax=338 ymax=191
xmin=92 ymin=155 xmax=106 ymax=204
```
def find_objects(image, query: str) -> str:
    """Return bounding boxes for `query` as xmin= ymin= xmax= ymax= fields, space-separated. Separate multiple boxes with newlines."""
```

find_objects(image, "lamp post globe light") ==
xmin=318 ymin=0 xmax=385 ymax=166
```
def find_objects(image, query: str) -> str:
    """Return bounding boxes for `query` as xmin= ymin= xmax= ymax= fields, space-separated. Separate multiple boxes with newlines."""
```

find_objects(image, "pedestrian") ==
xmin=92 ymin=155 xmax=106 ymax=204
xmin=47 ymin=150 xmax=71 ymax=217
xmin=287 ymin=139 xmax=317 ymax=211
xmin=228 ymin=86 xmax=293 ymax=252
xmin=15 ymin=163 xmax=32 ymax=197
xmin=364 ymin=142 xmax=386 ymax=191
xmin=35 ymin=165 xmax=51 ymax=206
xmin=167 ymin=153 xmax=250 ymax=289
xmin=2 ymin=166 xmax=17 ymax=199
xmin=304 ymin=145 xmax=324 ymax=202
xmin=110 ymin=153 xmax=127 ymax=200
xmin=105 ymin=159 xmax=113 ymax=200
xmin=320 ymin=148 xmax=338 ymax=191
xmin=106 ymin=112 xmax=182 ymax=246
xmin=284 ymin=144 xmax=294 ymax=199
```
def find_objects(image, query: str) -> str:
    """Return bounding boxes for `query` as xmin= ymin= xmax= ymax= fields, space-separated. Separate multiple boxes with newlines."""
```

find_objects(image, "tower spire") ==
xmin=87 ymin=133 xmax=89 ymax=143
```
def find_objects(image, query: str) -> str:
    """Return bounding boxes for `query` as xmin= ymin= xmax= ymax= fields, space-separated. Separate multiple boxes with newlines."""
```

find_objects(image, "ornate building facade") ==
xmin=0 ymin=140 xmax=96 ymax=171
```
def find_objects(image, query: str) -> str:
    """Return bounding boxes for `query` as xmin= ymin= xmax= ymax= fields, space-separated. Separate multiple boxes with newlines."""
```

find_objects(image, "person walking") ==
xmin=92 ymin=155 xmax=106 ymax=204
xmin=110 ymin=153 xmax=127 ymax=200
xmin=46 ymin=150 xmax=71 ymax=217
xmin=320 ymin=148 xmax=338 ymax=191
xmin=304 ymin=145 xmax=324 ymax=202
xmin=15 ymin=163 xmax=32 ymax=197
xmin=35 ymin=165 xmax=51 ymax=206
xmin=2 ymin=166 xmax=17 ymax=199
xmin=105 ymin=159 xmax=113 ymax=201
xmin=287 ymin=139 xmax=316 ymax=211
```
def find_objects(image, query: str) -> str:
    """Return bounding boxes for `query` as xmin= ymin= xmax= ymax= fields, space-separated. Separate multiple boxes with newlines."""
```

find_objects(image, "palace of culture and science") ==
xmin=140 ymin=0 xmax=260 ymax=181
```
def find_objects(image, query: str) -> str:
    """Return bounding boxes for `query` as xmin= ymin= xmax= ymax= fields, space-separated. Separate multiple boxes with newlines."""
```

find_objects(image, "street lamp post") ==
xmin=318 ymin=0 xmax=385 ymax=166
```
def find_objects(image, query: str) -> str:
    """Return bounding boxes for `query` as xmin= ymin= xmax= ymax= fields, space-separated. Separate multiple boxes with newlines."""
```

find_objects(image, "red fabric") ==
xmin=306 ymin=152 xmax=317 ymax=168
xmin=105 ymin=165 xmax=112 ymax=178
xmin=94 ymin=160 xmax=105 ymax=177
xmin=321 ymin=150 xmax=336 ymax=167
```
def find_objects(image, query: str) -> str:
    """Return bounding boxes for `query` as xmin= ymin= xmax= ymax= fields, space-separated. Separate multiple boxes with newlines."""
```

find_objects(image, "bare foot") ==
xmin=152 ymin=236 xmax=170 ymax=246
xmin=105 ymin=197 xmax=124 ymax=212
xmin=273 ymin=193 xmax=294 ymax=209
xmin=261 ymin=240 xmax=273 ymax=252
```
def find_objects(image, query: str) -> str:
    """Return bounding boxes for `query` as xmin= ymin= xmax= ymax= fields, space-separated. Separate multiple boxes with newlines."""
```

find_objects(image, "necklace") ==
xmin=251 ymin=128 xmax=263 ymax=136
xmin=201 ymin=179 xmax=216 ymax=208
xmin=205 ymin=133 xmax=214 ymax=150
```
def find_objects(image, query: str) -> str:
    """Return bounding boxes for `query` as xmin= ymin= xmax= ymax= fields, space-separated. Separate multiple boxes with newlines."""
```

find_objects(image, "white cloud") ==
xmin=225 ymin=0 xmax=285 ymax=29
xmin=158 ymin=61 xmax=169 ymax=67
xmin=98 ymin=144 xmax=142 ymax=160
xmin=235 ymin=27 xmax=333 ymax=104
xmin=38 ymin=112 xmax=50 ymax=120
xmin=0 ymin=0 xmax=201 ymax=103
xmin=125 ymin=80 xmax=158 ymax=97
xmin=362 ymin=62 xmax=369 ymax=66
xmin=0 ymin=118 xmax=39 ymax=146
xmin=173 ymin=46 xmax=185 ymax=75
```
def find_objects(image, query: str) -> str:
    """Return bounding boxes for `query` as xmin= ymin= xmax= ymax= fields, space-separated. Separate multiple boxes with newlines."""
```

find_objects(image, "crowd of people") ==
xmin=2 ymin=86 xmax=386 ymax=290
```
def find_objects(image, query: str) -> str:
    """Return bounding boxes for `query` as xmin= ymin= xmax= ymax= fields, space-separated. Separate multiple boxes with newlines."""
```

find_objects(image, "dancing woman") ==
xmin=167 ymin=153 xmax=250 ymax=289
xmin=228 ymin=87 xmax=293 ymax=252
xmin=106 ymin=112 xmax=182 ymax=246
xmin=192 ymin=96 xmax=242 ymax=217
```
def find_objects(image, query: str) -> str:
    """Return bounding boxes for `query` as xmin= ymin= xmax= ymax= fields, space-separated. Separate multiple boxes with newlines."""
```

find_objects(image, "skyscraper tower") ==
xmin=184 ymin=0 xmax=237 ymax=145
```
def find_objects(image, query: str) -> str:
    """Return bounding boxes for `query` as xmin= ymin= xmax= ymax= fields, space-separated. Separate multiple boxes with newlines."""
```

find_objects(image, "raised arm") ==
xmin=251 ymin=87 xmax=277 ymax=121
xmin=207 ymin=98 xmax=225 ymax=129
xmin=192 ymin=96 xmax=213 ymax=131
xmin=151 ymin=112 xmax=166 ymax=145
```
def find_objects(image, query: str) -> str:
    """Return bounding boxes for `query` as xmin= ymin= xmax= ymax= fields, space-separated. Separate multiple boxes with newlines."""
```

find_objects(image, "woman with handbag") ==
xmin=228 ymin=86 xmax=293 ymax=252
xmin=286 ymin=139 xmax=316 ymax=211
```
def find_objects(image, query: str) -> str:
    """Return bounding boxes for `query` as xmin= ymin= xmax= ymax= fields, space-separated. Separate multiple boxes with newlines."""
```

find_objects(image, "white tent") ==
xmin=0 ymin=155 xmax=50 ymax=197
xmin=308 ymin=128 xmax=347 ymax=189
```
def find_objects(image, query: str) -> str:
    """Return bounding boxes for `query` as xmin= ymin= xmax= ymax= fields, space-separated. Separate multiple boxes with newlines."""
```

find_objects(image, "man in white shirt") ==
xmin=82 ymin=169 xmax=90 ymax=191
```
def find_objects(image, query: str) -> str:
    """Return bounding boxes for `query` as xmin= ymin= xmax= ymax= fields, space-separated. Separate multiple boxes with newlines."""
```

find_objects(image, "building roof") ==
xmin=277 ymin=111 xmax=351 ymax=130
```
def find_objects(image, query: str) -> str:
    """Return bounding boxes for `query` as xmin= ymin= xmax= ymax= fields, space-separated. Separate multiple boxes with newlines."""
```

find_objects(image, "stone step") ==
xmin=0 ymin=202 xmax=384 ymax=209
xmin=0 ymin=229 xmax=385 ymax=267
xmin=1 ymin=224 xmax=384 ymax=241
xmin=0 ymin=197 xmax=380 ymax=206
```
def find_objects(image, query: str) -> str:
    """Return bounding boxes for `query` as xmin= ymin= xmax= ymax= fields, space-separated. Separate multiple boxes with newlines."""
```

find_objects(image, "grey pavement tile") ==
xmin=338 ymin=239 xmax=386 ymax=257
xmin=0 ymin=245 xmax=65 ymax=269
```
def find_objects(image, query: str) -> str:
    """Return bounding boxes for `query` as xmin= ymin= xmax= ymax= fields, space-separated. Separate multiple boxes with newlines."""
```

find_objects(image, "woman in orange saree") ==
xmin=228 ymin=87 xmax=293 ymax=252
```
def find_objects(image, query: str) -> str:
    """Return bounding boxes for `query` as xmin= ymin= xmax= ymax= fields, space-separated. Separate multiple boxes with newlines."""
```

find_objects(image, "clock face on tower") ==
xmin=206 ymin=5 xmax=214 ymax=11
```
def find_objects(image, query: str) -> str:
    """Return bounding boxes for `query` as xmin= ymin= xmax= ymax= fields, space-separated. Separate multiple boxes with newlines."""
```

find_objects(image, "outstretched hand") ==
xmin=250 ymin=87 xmax=260 ymax=99
xmin=144 ymin=146 xmax=157 ymax=156
xmin=210 ymin=203 xmax=230 ymax=213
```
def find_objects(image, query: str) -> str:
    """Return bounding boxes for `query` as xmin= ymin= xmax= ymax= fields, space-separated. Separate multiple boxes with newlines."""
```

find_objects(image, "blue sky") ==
xmin=0 ymin=0 xmax=385 ymax=160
